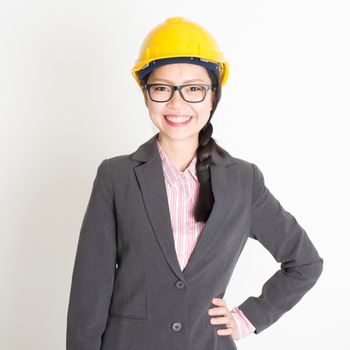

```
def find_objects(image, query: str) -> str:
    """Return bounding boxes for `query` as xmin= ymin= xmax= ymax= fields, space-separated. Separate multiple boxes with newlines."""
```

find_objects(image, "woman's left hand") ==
xmin=208 ymin=297 xmax=240 ymax=341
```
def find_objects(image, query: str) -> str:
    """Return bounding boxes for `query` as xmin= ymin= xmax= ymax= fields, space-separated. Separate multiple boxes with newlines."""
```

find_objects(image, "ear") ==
xmin=211 ymin=89 xmax=216 ymax=110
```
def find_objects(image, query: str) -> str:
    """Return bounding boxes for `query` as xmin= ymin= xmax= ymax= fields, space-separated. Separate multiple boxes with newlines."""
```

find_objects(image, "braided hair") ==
xmin=141 ymin=68 xmax=226 ymax=223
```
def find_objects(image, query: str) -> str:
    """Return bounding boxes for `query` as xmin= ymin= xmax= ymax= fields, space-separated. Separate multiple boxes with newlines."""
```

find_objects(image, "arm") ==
xmin=66 ymin=159 xmax=117 ymax=350
xmin=238 ymin=163 xmax=323 ymax=334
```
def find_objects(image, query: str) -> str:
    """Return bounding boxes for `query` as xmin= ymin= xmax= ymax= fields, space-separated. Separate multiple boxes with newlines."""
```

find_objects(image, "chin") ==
xmin=159 ymin=130 xmax=199 ymax=140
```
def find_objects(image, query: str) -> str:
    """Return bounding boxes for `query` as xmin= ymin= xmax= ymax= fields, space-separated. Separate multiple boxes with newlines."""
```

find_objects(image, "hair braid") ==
xmin=193 ymin=69 xmax=226 ymax=222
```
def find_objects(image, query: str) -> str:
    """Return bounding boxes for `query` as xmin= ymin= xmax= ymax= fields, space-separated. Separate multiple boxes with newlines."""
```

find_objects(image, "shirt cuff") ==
xmin=231 ymin=306 xmax=256 ymax=339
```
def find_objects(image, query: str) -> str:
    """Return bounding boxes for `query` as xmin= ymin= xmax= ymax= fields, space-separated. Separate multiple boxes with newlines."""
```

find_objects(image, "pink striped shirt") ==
xmin=156 ymin=139 xmax=256 ymax=340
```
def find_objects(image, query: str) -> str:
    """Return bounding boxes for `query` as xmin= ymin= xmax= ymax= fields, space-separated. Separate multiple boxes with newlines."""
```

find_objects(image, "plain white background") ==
xmin=1 ymin=1 xmax=349 ymax=349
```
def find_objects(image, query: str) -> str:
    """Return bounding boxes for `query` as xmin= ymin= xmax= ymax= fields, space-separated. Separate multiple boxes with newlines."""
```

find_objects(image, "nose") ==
xmin=167 ymin=89 xmax=185 ymax=107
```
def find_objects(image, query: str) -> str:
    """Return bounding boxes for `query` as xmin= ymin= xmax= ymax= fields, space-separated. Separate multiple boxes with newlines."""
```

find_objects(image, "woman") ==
xmin=66 ymin=17 xmax=323 ymax=350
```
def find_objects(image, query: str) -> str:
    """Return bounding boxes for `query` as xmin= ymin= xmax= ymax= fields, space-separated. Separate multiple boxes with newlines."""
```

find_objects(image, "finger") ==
xmin=210 ymin=316 xmax=231 ymax=325
xmin=212 ymin=298 xmax=226 ymax=306
xmin=214 ymin=316 xmax=237 ymax=329
xmin=217 ymin=328 xmax=233 ymax=336
xmin=208 ymin=306 xmax=228 ymax=316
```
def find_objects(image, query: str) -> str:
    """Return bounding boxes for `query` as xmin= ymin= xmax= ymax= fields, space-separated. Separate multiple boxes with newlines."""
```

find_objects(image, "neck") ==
xmin=157 ymin=133 xmax=198 ymax=172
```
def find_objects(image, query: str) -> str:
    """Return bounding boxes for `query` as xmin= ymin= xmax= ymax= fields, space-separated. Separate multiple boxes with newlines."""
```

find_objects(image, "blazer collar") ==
xmin=130 ymin=132 xmax=237 ymax=167
xmin=131 ymin=132 xmax=238 ymax=284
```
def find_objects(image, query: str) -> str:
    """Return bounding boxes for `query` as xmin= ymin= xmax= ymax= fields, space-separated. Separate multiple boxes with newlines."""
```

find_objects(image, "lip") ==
xmin=164 ymin=115 xmax=192 ymax=127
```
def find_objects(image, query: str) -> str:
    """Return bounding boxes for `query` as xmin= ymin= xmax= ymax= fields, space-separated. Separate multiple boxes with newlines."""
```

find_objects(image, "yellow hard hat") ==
xmin=132 ymin=17 xmax=229 ymax=87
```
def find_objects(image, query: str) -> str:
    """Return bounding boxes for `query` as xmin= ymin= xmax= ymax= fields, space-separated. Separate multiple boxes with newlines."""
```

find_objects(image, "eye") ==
xmin=154 ymin=85 xmax=170 ymax=92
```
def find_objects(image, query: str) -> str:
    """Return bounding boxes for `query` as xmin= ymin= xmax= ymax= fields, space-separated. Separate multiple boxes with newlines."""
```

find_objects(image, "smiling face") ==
xmin=141 ymin=63 xmax=215 ymax=146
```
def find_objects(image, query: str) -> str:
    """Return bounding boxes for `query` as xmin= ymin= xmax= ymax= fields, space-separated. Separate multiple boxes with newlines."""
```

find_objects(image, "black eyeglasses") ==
xmin=144 ymin=83 xmax=214 ymax=103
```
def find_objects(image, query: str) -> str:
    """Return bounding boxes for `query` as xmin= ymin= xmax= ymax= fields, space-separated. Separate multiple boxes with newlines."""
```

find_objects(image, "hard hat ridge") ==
xmin=137 ymin=56 xmax=220 ymax=83
xmin=132 ymin=17 xmax=229 ymax=87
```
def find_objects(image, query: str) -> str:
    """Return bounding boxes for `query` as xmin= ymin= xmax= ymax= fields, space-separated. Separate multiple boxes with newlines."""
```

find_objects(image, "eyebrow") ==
xmin=149 ymin=78 xmax=208 ymax=84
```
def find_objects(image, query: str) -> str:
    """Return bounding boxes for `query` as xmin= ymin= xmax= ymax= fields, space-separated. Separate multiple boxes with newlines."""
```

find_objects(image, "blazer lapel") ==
xmin=131 ymin=133 xmax=237 ymax=284
xmin=182 ymin=163 xmax=231 ymax=277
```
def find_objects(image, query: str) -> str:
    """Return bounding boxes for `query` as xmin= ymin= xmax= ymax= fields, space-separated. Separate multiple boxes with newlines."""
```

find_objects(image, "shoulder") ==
xmin=214 ymin=145 xmax=266 ymax=189
xmin=215 ymin=143 xmax=256 ymax=172
xmin=99 ymin=153 xmax=137 ymax=183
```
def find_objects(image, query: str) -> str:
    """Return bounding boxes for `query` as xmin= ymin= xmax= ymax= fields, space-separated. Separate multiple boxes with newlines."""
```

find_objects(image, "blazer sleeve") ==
xmin=238 ymin=163 xmax=323 ymax=334
xmin=66 ymin=159 xmax=117 ymax=350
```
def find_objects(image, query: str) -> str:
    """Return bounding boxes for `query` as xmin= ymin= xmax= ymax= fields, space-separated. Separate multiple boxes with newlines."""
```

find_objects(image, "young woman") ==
xmin=66 ymin=17 xmax=323 ymax=350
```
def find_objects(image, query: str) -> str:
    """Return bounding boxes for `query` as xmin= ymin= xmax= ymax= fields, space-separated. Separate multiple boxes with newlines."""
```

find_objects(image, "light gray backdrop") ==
xmin=1 ymin=0 xmax=349 ymax=349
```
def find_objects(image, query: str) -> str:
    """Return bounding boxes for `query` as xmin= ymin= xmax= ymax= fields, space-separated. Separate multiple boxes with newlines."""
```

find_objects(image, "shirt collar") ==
xmin=156 ymin=139 xmax=198 ymax=186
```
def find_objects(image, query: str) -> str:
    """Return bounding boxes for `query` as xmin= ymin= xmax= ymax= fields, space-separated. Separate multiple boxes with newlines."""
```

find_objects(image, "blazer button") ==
xmin=172 ymin=322 xmax=182 ymax=331
xmin=175 ymin=280 xmax=185 ymax=289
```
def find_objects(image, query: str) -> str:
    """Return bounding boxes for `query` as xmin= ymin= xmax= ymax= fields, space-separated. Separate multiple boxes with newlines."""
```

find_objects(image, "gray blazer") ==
xmin=66 ymin=132 xmax=323 ymax=350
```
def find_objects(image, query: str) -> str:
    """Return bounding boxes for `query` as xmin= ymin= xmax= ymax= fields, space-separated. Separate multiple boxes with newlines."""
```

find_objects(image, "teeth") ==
xmin=165 ymin=115 xmax=191 ymax=123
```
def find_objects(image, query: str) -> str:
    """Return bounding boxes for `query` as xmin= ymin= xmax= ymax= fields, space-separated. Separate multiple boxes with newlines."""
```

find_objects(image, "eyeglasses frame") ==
xmin=144 ymin=83 xmax=215 ymax=103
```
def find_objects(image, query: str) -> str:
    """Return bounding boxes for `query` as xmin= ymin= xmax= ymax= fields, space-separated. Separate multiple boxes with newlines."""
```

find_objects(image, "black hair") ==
xmin=140 ymin=67 xmax=226 ymax=223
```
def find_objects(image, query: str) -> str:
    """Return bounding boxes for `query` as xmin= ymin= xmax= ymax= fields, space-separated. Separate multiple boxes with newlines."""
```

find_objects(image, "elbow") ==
xmin=283 ymin=255 xmax=324 ymax=284
xmin=314 ymin=256 xmax=324 ymax=281
xmin=304 ymin=256 xmax=324 ymax=285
